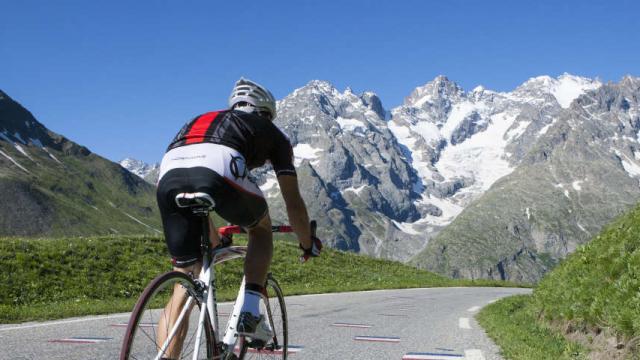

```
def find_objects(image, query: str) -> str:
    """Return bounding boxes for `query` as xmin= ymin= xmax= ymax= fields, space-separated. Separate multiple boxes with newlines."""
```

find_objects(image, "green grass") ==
xmin=477 ymin=295 xmax=587 ymax=359
xmin=1 ymin=234 xmax=520 ymax=323
xmin=478 ymin=201 xmax=640 ymax=359
xmin=532 ymin=204 xmax=640 ymax=340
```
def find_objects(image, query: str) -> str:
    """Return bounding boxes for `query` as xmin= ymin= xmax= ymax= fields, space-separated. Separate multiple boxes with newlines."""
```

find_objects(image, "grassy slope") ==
xmin=477 ymin=296 xmax=587 ymax=359
xmin=478 ymin=201 xmax=640 ymax=359
xmin=0 ymin=142 xmax=161 ymax=236
xmin=1 ymin=234 xmax=518 ymax=323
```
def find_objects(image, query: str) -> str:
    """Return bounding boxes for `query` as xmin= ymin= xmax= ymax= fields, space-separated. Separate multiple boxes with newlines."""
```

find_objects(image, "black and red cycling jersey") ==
xmin=167 ymin=110 xmax=296 ymax=177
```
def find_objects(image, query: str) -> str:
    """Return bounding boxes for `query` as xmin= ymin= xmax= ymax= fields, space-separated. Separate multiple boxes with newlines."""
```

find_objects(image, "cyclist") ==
xmin=155 ymin=78 xmax=322 ymax=358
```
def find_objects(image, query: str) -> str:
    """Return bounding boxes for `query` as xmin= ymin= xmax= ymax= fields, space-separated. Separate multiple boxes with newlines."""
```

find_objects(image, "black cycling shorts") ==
xmin=156 ymin=166 xmax=268 ymax=267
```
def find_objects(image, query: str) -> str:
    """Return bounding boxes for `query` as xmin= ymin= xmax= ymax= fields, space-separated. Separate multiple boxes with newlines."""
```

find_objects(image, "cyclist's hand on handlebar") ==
xmin=299 ymin=236 xmax=322 ymax=263
xmin=299 ymin=220 xmax=321 ymax=263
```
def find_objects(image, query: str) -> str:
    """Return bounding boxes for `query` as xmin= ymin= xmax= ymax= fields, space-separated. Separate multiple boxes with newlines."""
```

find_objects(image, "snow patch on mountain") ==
xmin=387 ymin=73 xmax=603 ymax=237
xmin=13 ymin=143 xmax=34 ymax=161
xmin=293 ymin=144 xmax=323 ymax=166
xmin=120 ymin=158 xmax=159 ymax=179
xmin=418 ymin=194 xmax=465 ymax=226
xmin=44 ymin=148 xmax=62 ymax=164
xmin=391 ymin=219 xmax=422 ymax=235
xmin=0 ymin=149 xmax=30 ymax=173
xmin=512 ymin=73 xmax=601 ymax=108
xmin=126 ymin=74 xmax=608 ymax=262
xmin=259 ymin=176 xmax=279 ymax=193
xmin=345 ymin=185 xmax=367 ymax=195
xmin=436 ymin=111 xmax=517 ymax=194
xmin=336 ymin=117 xmax=368 ymax=132
xmin=572 ymin=180 xmax=584 ymax=191
xmin=623 ymin=162 xmax=640 ymax=178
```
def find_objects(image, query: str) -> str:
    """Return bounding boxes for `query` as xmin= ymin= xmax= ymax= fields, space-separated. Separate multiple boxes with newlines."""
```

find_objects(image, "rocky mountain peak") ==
xmin=403 ymin=75 xmax=465 ymax=108
xmin=119 ymin=158 xmax=160 ymax=183
xmin=300 ymin=80 xmax=338 ymax=96
xmin=0 ymin=90 xmax=160 ymax=236
xmin=0 ymin=90 xmax=72 ymax=153
xmin=513 ymin=73 xmax=602 ymax=108
xmin=360 ymin=91 xmax=386 ymax=119
xmin=619 ymin=75 xmax=640 ymax=92
xmin=279 ymin=80 xmax=388 ymax=125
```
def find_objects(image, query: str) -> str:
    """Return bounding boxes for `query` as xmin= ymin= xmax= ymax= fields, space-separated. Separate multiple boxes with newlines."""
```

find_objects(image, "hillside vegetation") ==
xmin=0 ymin=234 xmax=517 ymax=323
xmin=478 ymin=201 xmax=640 ymax=359
xmin=0 ymin=89 xmax=161 ymax=236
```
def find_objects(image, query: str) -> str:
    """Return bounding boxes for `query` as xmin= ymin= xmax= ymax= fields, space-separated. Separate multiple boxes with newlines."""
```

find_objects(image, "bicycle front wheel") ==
xmin=120 ymin=271 xmax=218 ymax=360
xmin=238 ymin=274 xmax=288 ymax=359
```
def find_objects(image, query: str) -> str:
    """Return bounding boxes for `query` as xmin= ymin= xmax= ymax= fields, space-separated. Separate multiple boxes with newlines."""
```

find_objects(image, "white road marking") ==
xmin=458 ymin=317 xmax=471 ymax=329
xmin=331 ymin=323 xmax=372 ymax=328
xmin=354 ymin=336 xmax=400 ymax=343
xmin=0 ymin=314 xmax=130 ymax=332
xmin=488 ymin=299 xmax=498 ymax=304
xmin=244 ymin=345 xmax=303 ymax=355
xmin=111 ymin=322 xmax=154 ymax=328
xmin=402 ymin=352 xmax=464 ymax=359
xmin=49 ymin=337 xmax=112 ymax=344
xmin=0 ymin=300 xmax=240 ymax=333
xmin=378 ymin=313 xmax=409 ymax=317
xmin=467 ymin=306 xmax=481 ymax=312
xmin=464 ymin=349 xmax=486 ymax=360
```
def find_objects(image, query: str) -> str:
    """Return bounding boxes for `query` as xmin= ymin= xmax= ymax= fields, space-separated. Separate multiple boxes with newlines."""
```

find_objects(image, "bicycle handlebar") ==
xmin=217 ymin=224 xmax=296 ymax=237
xmin=216 ymin=220 xmax=320 ymax=262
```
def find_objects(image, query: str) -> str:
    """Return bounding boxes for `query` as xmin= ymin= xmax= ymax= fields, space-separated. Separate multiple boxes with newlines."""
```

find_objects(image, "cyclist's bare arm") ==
xmin=277 ymin=174 xmax=312 ymax=249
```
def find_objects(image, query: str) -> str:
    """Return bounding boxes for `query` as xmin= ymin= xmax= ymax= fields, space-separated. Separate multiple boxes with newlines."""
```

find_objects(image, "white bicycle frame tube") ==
xmin=155 ymin=245 xmax=248 ymax=360
xmin=222 ymin=276 xmax=246 ymax=347
xmin=191 ymin=255 xmax=213 ymax=360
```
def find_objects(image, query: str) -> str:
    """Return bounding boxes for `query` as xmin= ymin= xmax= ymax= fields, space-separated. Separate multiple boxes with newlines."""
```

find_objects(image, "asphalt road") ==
xmin=0 ymin=287 xmax=530 ymax=360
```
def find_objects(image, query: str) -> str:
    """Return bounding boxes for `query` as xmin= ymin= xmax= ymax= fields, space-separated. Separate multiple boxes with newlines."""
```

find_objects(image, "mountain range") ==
xmin=119 ymin=158 xmax=159 ymax=184
xmin=7 ymin=73 xmax=638 ymax=282
xmin=0 ymin=90 xmax=161 ymax=236
xmin=261 ymin=74 xmax=639 ymax=283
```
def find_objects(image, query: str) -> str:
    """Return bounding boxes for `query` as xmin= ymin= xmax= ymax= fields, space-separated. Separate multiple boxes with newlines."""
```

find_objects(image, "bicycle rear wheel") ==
xmin=120 ymin=271 xmax=218 ymax=360
xmin=238 ymin=274 xmax=288 ymax=359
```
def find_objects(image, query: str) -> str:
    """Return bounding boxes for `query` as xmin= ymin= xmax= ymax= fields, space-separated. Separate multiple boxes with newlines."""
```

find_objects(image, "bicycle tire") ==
xmin=120 ymin=271 xmax=218 ymax=360
xmin=238 ymin=274 xmax=288 ymax=360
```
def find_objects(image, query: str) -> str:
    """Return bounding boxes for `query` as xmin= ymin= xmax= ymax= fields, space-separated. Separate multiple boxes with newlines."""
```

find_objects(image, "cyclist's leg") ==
xmin=156 ymin=168 xmax=207 ymax=359
xmin=211 ymin=176 xmax=270 ymax=316
xmin=245 ymin=213 xmax=273 ymax=290
xmin=156 ymin=262 xmax=202 ymax=359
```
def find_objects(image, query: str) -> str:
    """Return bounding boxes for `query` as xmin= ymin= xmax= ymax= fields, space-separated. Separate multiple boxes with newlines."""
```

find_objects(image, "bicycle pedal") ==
xmin=246 ymin=338 xmax=266 ymax=349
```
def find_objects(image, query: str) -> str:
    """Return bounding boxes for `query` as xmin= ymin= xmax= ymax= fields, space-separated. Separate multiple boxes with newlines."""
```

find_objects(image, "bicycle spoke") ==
xmin=147 ymin=309 xmax=157 ymax=350
xmin=121 ymin=272 xmax=215 ymax=360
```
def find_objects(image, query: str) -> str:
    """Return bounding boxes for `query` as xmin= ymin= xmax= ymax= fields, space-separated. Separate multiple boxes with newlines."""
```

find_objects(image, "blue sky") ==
xmin=1 ymin=0 xmax=638 ymax=163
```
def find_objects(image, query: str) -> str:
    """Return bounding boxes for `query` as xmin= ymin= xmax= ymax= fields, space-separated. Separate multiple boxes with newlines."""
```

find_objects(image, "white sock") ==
xmin=241 ymin=290 xmax=262 ymax=317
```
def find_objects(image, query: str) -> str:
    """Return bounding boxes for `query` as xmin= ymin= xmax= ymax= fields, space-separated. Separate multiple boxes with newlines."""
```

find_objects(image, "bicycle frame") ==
xmin=153 ymin=219 xmax=286 ymax=360
xmin=152 ymin=247 xmax=248 ymax=359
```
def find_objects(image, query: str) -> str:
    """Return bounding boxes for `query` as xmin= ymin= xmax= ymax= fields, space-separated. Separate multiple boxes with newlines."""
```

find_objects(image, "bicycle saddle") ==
xmin=174 ymin=192 xmax=216 ymax=212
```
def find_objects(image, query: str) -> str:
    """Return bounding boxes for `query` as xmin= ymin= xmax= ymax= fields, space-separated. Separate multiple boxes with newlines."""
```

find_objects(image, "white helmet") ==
xmin=228 ymin=77 xmax=276 ymax=120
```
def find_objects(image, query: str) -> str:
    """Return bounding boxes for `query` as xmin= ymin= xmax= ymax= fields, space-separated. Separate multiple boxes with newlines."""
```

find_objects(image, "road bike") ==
xmin=120 ymin=191 xmax=314 ymax=359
